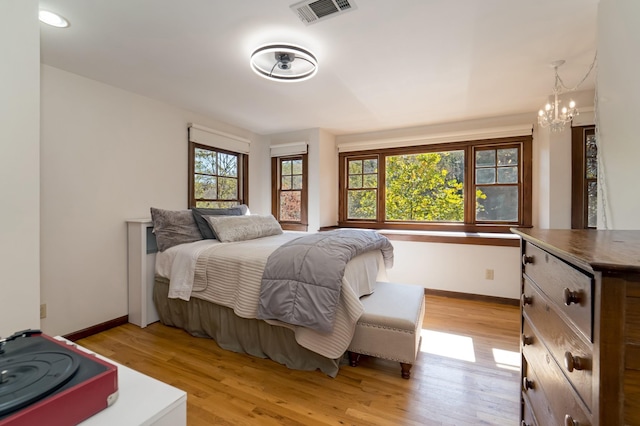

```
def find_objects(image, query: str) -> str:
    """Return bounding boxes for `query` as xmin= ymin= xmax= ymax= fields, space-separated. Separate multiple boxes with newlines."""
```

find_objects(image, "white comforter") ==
xmin=155 ymin=232 xmax=387 ymax=359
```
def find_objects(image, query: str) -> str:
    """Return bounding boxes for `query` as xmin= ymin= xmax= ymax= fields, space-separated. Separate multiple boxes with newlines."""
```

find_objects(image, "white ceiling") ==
xmin=38 ymin=0 xmax=598 ymax=136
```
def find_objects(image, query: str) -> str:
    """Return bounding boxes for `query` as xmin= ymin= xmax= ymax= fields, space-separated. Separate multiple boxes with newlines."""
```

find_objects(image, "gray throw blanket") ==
xmin=257 ymin=229 xmax=394 ymax=333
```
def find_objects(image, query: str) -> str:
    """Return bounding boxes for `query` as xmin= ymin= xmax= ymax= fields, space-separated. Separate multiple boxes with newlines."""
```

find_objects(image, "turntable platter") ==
xmin=0 ymin=351 xmax=79 ymax=416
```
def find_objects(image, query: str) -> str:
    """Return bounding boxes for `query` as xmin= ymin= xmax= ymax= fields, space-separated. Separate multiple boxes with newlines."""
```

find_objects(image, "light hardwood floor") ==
xmin=78 ymin=295 xmax=521 ymax=425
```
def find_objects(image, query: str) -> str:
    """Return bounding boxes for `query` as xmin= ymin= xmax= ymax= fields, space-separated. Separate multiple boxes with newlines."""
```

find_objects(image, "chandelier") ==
xmin=537 ymin=56 xmax=597 ymax=132
xmin=538 ymin=60 xmax=578 ymax=132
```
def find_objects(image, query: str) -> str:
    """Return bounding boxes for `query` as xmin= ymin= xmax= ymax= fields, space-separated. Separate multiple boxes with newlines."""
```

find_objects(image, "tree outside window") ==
xmin=189 ymin=143 xmax=247 ymax=208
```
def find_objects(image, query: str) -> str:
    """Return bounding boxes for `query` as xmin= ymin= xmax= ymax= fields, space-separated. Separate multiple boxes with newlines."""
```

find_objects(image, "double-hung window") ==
xmin=189 ymin=143 xmax=248 ymax=208
xmin=272 ymin=154 xmax=308 ymax=231
xmin=339 ymin=136 xmax=532 ymax=232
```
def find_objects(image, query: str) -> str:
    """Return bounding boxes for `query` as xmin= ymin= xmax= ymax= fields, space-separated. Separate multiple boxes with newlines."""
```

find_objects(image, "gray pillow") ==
xmin=191 ymin=205 xmax=248 ymax=239
xmin=150 ymin=207 xmax=203 ymax=251
xmin=205 ymin=214 xmax=282 ymax=243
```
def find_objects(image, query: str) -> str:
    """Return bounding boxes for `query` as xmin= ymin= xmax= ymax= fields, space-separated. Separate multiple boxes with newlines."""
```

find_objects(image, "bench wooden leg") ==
xmin=348 ymin=351 xmax=360 ymax=367
xmin=400 ymin=362 xmax=412 ymax=379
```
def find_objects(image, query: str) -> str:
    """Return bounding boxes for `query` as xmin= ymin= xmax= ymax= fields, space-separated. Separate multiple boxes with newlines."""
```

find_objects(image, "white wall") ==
xmin=0 ymin=0 xmax=40 ymax=337
xmin=597 ymin=0 xmax=640 ymax=230
xmin=40 ymin=65 xmax=258 ymax=336
xmin=386 ymin=241 xmax=522 ymax=299
xmin=317 ymin=129 xmax=338 ymax=228
xmin=248 ymin=134 xmax=271 ymax=215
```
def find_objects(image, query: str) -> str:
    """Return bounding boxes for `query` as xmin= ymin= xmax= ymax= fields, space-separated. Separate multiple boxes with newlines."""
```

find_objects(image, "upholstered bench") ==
xmin=348 ymin=281 xmax=425 ymax=379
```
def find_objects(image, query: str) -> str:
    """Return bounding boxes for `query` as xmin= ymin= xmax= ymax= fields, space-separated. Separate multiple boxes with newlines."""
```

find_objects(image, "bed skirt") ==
xmin=153 ymin=277 xmax=342 ymax=377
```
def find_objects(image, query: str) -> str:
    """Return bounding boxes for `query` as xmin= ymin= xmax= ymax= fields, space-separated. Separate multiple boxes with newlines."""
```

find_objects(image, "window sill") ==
xmin=320 ymin=226 xmax=521 ymax=247
xmin=379 ymin=229 xmax=520 ymax=247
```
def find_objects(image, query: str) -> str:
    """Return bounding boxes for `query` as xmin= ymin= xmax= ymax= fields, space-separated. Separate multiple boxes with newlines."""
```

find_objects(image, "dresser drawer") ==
xmin=521 ymin=360 xmax=555 ymax=426
xmin=522 ymin=397 xmax=538 ymax=426
xmin=522 ymin=281 xmax=593 ymax=410
xmin=523 ymin=241 xmax=593 ymax=340
xmin=522 ymin=331 xmax=592 ymax=426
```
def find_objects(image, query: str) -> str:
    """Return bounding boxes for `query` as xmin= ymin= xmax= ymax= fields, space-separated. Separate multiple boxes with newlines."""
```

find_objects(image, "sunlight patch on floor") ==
xmin=420 ymin=329 xmax=476 ymax=362
xmin=492 ymin=348 xmax=521 ymax=371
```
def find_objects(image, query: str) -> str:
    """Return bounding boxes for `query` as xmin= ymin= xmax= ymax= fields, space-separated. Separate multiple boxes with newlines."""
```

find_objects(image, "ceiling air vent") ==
xmin=290 ymin=0 xmax=357 ymax=25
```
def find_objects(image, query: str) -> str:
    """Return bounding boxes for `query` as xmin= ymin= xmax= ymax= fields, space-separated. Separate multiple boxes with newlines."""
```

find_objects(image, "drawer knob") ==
xmin=563 ymin=288 xmax=582 ymax=306
xmin=564 ymin=351 xmax=587 ymax=372
xmin=564 ymin=414 xmax=580 ymax=426
xmin=522 ymin=254 xmax=534 ymax=265
xmin=522 ymin=376 xmax=534 ymax=391
xmin=522 ymin=335 xmax=533 ymax=346
xmin=521 ymin=294 xmax=533 ymax=306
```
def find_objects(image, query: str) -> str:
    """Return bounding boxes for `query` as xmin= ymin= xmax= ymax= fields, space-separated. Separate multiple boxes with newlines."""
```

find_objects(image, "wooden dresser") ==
xmin=511 ymin=228 xmax=640 ymax=426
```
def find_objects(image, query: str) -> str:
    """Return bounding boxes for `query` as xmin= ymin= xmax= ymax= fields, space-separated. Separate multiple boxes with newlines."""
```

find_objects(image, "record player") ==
xmin=0 ymin=330 xmax=118 ymax=426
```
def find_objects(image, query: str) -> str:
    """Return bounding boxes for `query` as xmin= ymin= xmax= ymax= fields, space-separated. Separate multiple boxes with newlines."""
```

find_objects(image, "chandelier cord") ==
xmin=556 ymin=52 xmax=598 ymax=93
xmin=592 ymin=61 xmax=611 ymax=230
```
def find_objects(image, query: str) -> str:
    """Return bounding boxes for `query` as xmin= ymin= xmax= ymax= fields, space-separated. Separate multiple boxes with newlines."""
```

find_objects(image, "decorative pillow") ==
xmin=150 ymin=207 xmax=203 ymax=251
xmin=205 ymin=214 xmax=282 ymax=243
xmin=191 ymin=205 xmax=248 ymax=239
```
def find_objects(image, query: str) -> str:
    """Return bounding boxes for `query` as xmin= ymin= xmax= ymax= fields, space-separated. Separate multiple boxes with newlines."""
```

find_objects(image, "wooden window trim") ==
xmin=272 ymin=154 xmax=308 ymax=231
xmin=338 ymin=135 xmax=532 ymax=233
xmin=188 ymin=142 xmax=248 ymax=208
xmin=472 ymin=143 xmax=526 ymax=225
xmin=571 ymin=125 xmax=596 ymax=229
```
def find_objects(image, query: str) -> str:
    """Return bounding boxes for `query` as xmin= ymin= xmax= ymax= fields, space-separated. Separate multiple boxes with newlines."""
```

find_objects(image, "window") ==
xmin=346 ymin=156 xmax=378 ymax=220
xmin=474 ymin=146 xmax=520 ymax=222
xmin=188 ymin=142 xmax=248 ymax=208
xmin=571 ymin=126 xmax=597 ymax=229
xmin=339 ymin=136 xmax=532 ymax=232
xmin=272 ymin=154 xmax=308 ymax=231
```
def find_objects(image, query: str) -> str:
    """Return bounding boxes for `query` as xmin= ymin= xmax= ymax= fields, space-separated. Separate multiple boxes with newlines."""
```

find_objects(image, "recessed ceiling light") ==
xmin=39 ymin=10 xmax=70 ymax=28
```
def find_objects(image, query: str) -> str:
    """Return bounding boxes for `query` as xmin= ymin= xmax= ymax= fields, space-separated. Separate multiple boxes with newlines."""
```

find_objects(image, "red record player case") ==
xmin=0 ymin=332 xmax=118 ymax=426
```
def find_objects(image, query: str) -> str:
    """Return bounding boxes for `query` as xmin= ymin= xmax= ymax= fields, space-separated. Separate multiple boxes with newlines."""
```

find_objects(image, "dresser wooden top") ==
xmin=511 ymin=228 xmax=640 ymax=274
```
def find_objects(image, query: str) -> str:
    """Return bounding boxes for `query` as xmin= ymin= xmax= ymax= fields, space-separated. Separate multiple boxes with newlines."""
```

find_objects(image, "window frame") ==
xmin=188 ymin=142 xmax=249 ymax=208
xmin=338 ymin=135 xmax=532 ymax=233
xmin=271 ymin=154 xmax=308 ymax=231
xmin=571 ymin=125 xmax=597 ymax=229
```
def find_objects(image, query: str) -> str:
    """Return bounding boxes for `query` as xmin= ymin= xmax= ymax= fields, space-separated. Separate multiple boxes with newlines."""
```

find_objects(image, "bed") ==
xmin=149 ymin=207 xmax=393 ymax=377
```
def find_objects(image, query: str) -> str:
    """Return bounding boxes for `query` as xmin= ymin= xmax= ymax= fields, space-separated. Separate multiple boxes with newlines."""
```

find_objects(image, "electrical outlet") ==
xmin=485 ymin=269 xmax=494 ymax=280
xmin=40 ymin=303 xmax=47 ymax=319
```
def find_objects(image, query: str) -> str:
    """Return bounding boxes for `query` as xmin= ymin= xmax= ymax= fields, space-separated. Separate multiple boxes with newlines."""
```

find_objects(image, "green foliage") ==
xmin=346 ymin=158 xmax=378 ymax=219
xmin=194 ymin=148 xmax=238 ymax=202
xmin=348 ymin=189 xmax=377 ymax=219
xmin=385 ymin=152 xmax=465 ymax=222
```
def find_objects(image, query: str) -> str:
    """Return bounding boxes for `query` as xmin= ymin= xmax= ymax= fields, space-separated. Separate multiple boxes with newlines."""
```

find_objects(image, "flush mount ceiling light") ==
xmin=250 ymin=44 xmax=318 ymax=82
xmin=39 ymin=10 xmax=70 ymax=28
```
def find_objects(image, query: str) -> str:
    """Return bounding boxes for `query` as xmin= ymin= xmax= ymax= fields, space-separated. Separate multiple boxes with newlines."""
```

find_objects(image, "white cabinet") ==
xmin=127 ymin=219 xmax=159 ymax=328
xmin=54 ymin=337 xmax=188 ymax=426
xmin=81 ymin=357 xmax=187 ymax=426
